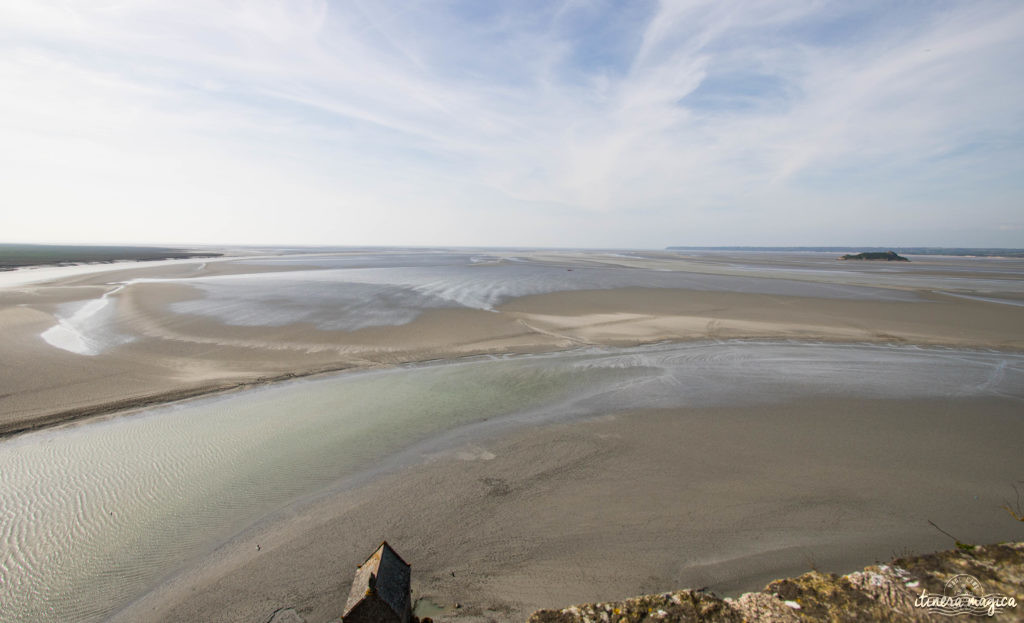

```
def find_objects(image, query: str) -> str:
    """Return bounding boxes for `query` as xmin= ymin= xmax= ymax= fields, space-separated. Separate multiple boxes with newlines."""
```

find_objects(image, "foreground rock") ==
xmin=529 ymin=542 xmax=1023 ymax=622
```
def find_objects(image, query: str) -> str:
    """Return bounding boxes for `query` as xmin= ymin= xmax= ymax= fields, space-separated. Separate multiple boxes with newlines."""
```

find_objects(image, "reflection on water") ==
xmin=167 ymin=253 xmax=924 ymax=332
xmin=1 ymin=341 xmax=1022 ymax=622
xmin=43 ymin=250 xmax=947 ymax=355
xmin=35 ymin=250 xmax=1024 ymax=356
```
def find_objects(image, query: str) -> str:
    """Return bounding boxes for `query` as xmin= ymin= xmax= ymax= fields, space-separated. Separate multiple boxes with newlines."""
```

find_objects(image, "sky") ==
xmin=1 ymin=0 xmax=1023 ymax=249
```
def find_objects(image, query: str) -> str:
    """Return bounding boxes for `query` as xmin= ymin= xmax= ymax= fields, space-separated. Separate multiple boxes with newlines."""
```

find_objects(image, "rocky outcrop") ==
xmin=528 ymin=542 xmax=1023 ymax=622
xmin=839 ymin=251 xmax=909 ymax=261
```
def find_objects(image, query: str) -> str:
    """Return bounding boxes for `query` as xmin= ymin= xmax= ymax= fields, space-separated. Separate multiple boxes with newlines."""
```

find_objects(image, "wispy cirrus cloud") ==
xmin=1 ymin=0 xmax=1022 ymax=247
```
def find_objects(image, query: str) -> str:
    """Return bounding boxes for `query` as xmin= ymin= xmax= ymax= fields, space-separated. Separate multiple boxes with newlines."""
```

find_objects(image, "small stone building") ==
xmin=342 ymin=542 xmax=412 ymax=623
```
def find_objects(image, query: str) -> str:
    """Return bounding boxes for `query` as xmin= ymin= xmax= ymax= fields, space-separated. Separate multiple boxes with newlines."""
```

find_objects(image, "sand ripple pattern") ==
xmin=39 ymin=251 xmax=1024 ymax=355
xmin=1 ymin=342 xmax=1022 ymax=622
xmin=166 ymin=254 xmax=925 ymax=332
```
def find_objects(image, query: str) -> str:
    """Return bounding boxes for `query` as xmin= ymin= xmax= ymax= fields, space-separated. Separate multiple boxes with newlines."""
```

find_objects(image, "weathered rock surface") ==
xmin=528 ymin=542 xmax=1023 ymax=622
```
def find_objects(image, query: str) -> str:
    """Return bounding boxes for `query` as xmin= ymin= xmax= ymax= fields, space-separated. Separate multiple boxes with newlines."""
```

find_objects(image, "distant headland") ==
xmin=0 ymin=243 xmax=222 ymax=271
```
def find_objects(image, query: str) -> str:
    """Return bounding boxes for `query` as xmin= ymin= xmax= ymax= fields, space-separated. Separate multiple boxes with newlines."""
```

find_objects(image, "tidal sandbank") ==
xmin=2 ymin=251 xmax=1022 ymax=437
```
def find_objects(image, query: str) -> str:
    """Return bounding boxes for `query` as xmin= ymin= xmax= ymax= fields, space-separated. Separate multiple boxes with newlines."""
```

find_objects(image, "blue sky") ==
xmin=1 ymin=0 xmax=1022 ymax=248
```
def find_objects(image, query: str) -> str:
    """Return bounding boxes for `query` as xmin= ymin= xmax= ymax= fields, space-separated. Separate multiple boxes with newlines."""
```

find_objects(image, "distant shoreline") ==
xmin=666 ymin=245 xmax=1024 ymax=257
xmin=0 ymin=243 xmax=222 ymax=270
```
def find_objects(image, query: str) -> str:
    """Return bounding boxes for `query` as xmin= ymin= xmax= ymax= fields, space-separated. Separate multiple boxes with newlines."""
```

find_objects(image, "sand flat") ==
xmin=109 ymin=395 xmax=1024 ymax=623
xmin=2 ymin=250 xmax=1022 ymax=623
xmin=2 ymin=253 xmax=1022 ymax=435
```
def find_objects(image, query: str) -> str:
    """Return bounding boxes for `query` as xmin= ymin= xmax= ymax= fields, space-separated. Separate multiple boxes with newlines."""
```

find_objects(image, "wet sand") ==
xmin=2 ymin=250 xmax=1022 ymax=622
xmin=111 ymin=395 xmax=1024 ymax=623
xmin=2 ymin=253 xmax=1022 ymax=436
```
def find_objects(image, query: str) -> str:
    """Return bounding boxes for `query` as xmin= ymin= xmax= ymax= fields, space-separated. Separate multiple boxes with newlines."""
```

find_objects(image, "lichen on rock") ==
xmin=528 ymin=542 xmax=1024 ymax=622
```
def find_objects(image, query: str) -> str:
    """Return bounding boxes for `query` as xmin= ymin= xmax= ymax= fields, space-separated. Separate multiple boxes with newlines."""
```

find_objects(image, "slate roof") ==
xmin=343 ymin=542 xmax=411 ymax=620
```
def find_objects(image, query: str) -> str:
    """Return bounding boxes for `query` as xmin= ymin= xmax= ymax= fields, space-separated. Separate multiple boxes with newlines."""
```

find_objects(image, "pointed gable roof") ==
xmin=343 ymin=541 xmax=411 ymax=620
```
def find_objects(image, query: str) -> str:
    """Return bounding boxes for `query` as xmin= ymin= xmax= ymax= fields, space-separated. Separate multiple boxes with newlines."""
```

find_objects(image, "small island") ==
xmin=839 ymin=250 xmax=909 ymax=261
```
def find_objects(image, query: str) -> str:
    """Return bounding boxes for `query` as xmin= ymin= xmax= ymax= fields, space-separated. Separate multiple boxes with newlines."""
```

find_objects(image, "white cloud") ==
xmin=1 ymin=0 xmax=1022 ymax=247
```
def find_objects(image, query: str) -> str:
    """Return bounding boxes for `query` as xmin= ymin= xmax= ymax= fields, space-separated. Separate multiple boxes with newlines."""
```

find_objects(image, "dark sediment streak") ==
xmin=0 ymin=364 xmax=357 ymax=438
